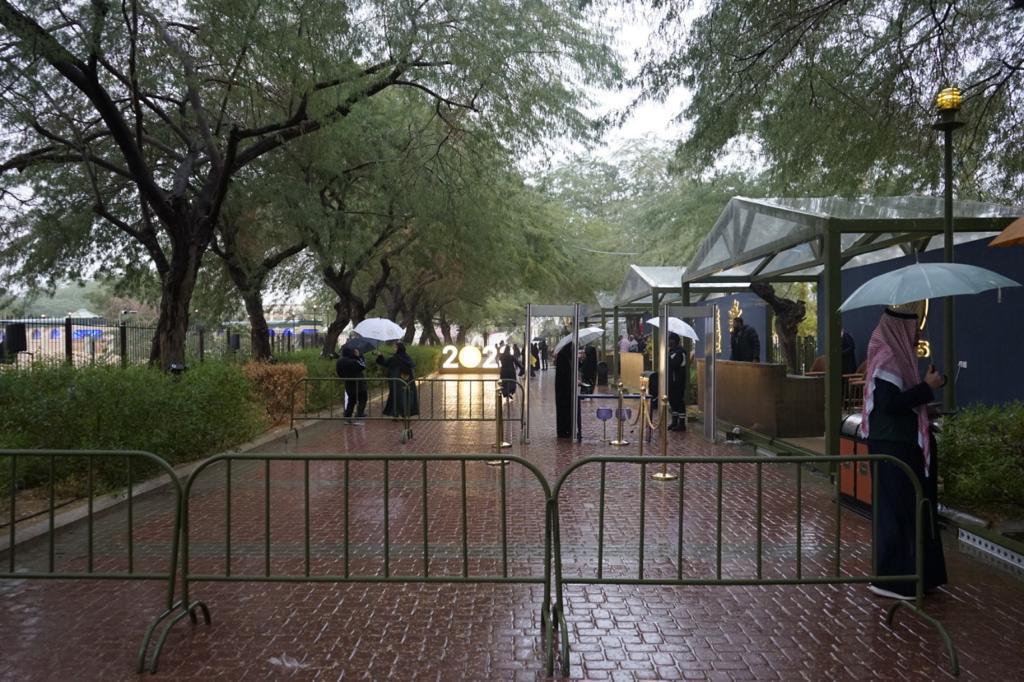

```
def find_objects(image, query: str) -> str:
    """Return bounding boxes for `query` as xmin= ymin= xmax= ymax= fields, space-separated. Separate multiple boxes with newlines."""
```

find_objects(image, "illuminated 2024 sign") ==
xmin=441 ymin=345 xmax=502 ymax=370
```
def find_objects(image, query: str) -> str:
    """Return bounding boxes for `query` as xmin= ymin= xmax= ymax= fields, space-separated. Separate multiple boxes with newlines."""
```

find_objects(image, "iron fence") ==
xmin=0 ymin=318 xmax=326 ymax=368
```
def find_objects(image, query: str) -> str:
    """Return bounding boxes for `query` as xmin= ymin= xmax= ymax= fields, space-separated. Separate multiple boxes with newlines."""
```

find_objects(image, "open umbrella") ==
xmin=645 ymin=316 xmax=699 ymax=341
xmin=352 ymin=317 xmax=405 ymax=341
xmin=341 ymin=336 xmax=379 ymax=354
xmin=989 ymin=216 xmax=1024 ymax=248
xmin=553 ymin=326 xmax=604 ymax=354
xmin=838 ymin=262 xmax=1021 ymax=312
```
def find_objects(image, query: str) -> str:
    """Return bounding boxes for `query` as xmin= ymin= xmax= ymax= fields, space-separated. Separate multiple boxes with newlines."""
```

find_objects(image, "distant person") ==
xmin=530 ymin=342 xmax=540 ymax=377
xmin=619 ymin=335 xmax=631 ymax=353
xmin=861 ymin=305 xmax=947 ymax=600
xmin=335 ymin=347 xmax=367 ymax=424
xmin=628 ymin=335 xmax=638 ymax=353
xmin=499 ymin=346 xmax=519 ymax=398
xmin=554 ymin=342 xmax=574 ymax=438
xmin=512 ymin=344 xmax=525 ymax=377
xmin=377 ymin=342 xmax=419 ymax=418
xmin=538 ymin=338 xmax=549 ymax=370
xmin=580 ymin=345 xmax=598 ymax=395
xmin=667 ymin=333 xmax=687 ymax=431
xmin=730 ymin=316 xmax=760 ymax=362
xmin=842 ymin=328 xmax=858 ymax=374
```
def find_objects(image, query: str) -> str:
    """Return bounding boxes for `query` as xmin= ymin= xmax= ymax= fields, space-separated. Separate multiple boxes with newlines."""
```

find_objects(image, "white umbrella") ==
xmin=553 ymin=326 xmax=604 ymax=354
xmin=352 ymin=317 xmax=405 ymax=341
xmin=838 ymin=262 xmax=1021 ymax=312
xmin=645 ymin=316 xmax=699 ymax=341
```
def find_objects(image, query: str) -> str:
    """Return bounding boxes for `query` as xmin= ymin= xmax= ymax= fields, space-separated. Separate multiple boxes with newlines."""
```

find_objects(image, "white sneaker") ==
xmin=867 ymin=584 xmax=915 ymax=600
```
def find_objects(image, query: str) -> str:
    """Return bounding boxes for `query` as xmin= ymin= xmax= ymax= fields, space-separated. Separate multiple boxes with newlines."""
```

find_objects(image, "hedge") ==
xmin=940 ymin=401 xmax=1024 ymax=512
xmin=0 ymin=362 xmax=265 ymax=493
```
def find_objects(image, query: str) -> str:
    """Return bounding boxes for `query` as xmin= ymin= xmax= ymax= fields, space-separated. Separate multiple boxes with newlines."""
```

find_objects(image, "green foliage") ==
xmin=940 ymin=402 xmax=1024 ymax=511
xmin=642 ymin=0 xmax=1024 ymax=199
xmin=0 ymin=362 xmax=265 ymax=493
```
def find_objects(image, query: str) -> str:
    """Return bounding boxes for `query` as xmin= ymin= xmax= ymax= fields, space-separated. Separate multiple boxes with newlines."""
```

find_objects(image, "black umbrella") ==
xmin=341 ymin=336 xmax=379 ymax=354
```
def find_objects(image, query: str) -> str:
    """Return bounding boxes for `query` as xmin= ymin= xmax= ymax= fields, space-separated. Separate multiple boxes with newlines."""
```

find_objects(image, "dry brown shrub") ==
xmin=243 ymin=362 xmax=308 ymax=424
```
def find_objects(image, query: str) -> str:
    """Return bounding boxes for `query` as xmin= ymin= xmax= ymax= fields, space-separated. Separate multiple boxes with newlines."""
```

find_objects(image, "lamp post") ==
xmin=932 ymin=86 xmax=963 ymax=412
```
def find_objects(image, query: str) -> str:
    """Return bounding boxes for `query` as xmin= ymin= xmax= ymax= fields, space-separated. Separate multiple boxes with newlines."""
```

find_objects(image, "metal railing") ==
xmin=289 ymin=377 xmax=527 ymax=444
xmin=1 ymin=449 xmax=960 ymax=677
xmin=0 ymin=449 xmax=186 ymax=673
xmin=549 ymin=454 xmax=958 ymax=677
xmin=149 ymin=453 xmax=555 ymax=673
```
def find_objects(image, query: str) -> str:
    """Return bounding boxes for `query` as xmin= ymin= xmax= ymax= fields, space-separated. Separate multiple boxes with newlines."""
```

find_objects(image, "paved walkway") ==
xmin=2 ymin=369 xmax=1024 ymax=680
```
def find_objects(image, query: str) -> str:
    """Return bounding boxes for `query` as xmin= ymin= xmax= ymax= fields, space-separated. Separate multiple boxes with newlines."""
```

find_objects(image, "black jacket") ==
xmin=335 ymin=350 xmax=365 ymax=379
xmin=730 ymin=325 xmax=760 ymax=362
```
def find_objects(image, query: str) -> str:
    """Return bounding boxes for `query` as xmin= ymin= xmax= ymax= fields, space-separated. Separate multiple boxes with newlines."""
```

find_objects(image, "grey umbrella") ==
xmin=838 ymin=262 xmax=1021 ymax=312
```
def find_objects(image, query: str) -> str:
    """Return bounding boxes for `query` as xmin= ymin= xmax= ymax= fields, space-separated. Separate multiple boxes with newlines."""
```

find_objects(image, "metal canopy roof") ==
xmin=683 ymin=196 xmax=1024 ymax=284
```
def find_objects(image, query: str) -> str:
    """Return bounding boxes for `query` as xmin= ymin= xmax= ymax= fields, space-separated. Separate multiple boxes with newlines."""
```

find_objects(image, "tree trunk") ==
xmin=323 ymin=298 xmax=351 ymax=357
xmin=242 ymin=289 xmax=272 ymax=361
xmin=439 ymin=311 xmax=454 ymax=345
xmin=456 ymin=325 xmax=468 ymax=345
xmin=750 ymin=282 xmax=804 ymax=373
xmin=418 ymin=309 xmax=441 ymax=345
xmin=149 ymin=241 xmax=205 ymax=370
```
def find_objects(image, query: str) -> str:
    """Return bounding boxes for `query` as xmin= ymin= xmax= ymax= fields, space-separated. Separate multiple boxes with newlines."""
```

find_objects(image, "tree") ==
xmin=640 ymin=1 xmax=1024 ymax=198
xmin=0 ymin=0 xmax=620 ymax=368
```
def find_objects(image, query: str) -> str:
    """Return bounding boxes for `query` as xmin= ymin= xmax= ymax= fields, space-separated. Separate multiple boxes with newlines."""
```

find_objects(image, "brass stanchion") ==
xmin=652 ymin=388 xmax=677 ymax=481
xmin=610 ymin=382 xmax=630 ymax=446
xmin=489 ymin=383 xmax=511 ymax=463
xmin=637 ymin=377 xmax=648 ymax=457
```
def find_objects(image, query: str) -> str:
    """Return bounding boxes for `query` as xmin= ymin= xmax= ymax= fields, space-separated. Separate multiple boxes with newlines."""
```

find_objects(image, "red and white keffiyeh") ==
xmin=859 ymin=311 xmax=931 ymax=476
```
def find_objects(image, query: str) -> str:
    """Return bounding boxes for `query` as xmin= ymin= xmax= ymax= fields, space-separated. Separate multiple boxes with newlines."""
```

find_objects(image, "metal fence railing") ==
xmin=549 ymin=454 xmax=958 ymax=676
xmin=289 ymin=377 xmax=527 ymax=444
xmin=0 ymin=318 xmax=326 ymax=368
xmin=0 ymin=449 xmax=188 ymax=673
xmin=154 ymin=452 xmax=555 ymax=673
xmin=2 ymin=449 xmax=959 ymax=677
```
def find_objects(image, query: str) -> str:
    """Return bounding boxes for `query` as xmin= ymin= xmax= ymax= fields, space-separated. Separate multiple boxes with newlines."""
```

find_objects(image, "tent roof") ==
xmin=683 ymin=195 xmax=1024 ymax=284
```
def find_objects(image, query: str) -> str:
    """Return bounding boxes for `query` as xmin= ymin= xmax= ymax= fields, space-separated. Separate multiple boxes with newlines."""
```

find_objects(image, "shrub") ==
xmin=243 ymin=362 xmax=309 ymax=424
xmin=940 ymin=402 xmax=1024 ymax=510
xmin=0 ymin=362 xmax=266 ymax=494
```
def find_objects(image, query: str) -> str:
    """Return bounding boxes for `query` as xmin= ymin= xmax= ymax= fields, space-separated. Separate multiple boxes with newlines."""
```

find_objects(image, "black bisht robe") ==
xmin=554 ymin=343 xmax=574 ymax=438
xmin=866 ymin=378 xmax=947 ymax=596
xmin=377 ymin=352 xmax=420 ymax=417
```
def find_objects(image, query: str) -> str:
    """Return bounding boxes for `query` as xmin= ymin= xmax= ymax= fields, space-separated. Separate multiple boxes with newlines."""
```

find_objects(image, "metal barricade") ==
xmin=289 ymin=377 xmax=527 ymax=444
xmin=0 ymin=449 xmax=186 ymax=673
xmin=549 ymin=454 xmax=958 ymax=677
xmin=150 ymin=453 xmax=556 ymax=673
xmin=289 ymin=377 xmax=415 ymax=441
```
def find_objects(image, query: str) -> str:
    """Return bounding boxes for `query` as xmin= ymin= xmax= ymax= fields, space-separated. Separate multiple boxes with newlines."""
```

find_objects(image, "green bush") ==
xmin=940 ymin=402 xmax=1024 ymax=510
xmin=0 ymin=362 xmax=265 ymax=493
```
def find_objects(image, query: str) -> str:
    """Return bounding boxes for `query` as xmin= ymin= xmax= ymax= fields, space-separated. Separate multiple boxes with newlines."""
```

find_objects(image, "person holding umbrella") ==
xmin=499 ymin=345 xmax=520 ymax=398
xmin=376 ymin=342 xmax=419 ymax=419
xmin=860 ymin=303 xmax=947 ymax=600
xmin=666 ymin=333 xmax=688 ymax=431
xmin=335 ymin=345 xmax=368 ymax=424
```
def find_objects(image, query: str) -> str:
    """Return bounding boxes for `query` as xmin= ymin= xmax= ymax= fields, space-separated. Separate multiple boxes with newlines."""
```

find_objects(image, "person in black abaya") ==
xmin=376 ymin=342 xmax=420 ymax=418
xmin=580 ymin=345 xmax=598 ymax=395
xmin=554 ymin=342 xmax=574 ymax=438
xmin=499 ymin=346 xmax=519 ymax=398
xmin=861 ymin=305 xmax=947 ymax=599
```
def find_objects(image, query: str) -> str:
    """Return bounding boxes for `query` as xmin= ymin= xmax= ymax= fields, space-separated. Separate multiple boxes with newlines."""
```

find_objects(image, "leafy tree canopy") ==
xmin=640 ymin=0 xmax=1024 ymax=199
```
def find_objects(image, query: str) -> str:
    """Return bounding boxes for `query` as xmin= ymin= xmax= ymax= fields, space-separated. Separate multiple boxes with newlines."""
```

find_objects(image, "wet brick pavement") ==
xmin=2 ymin=370 xmax=1024 ymax=680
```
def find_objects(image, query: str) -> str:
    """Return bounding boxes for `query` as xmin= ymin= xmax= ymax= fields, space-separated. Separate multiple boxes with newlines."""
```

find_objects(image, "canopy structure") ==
xmin=682 ymin=195 xmax=1024 ymax=457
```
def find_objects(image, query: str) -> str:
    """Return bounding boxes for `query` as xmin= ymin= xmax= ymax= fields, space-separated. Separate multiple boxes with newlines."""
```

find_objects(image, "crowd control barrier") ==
xmin=549 ymin=454 xmax=958 ymax=676
xmin=0 ymin=449 xmax=189 ymax=673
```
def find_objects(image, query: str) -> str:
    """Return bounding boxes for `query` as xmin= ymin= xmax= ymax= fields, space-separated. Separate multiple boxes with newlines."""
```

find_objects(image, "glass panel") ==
xmin=759 ymin=243 xmax=816 ymax=275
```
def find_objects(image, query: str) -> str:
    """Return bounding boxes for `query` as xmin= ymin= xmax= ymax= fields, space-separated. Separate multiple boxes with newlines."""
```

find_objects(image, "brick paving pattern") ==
xmin=2 ymin=370 xmax=1024 ymax=680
